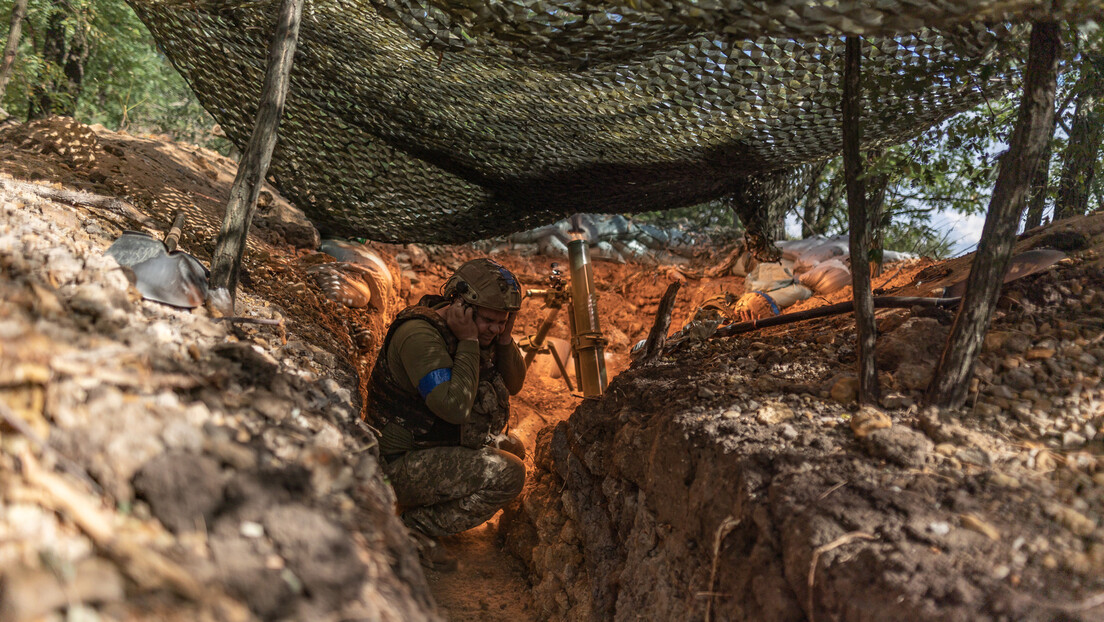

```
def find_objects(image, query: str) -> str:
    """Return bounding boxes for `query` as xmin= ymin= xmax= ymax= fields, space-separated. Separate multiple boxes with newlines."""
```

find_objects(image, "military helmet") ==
xmin=443 ymin=258 xmax=522 ymax=311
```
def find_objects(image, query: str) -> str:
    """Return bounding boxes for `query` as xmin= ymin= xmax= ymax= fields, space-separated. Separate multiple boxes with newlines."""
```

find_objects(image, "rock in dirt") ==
xmin=263 ymin=504 xmax=367 ymax=611
xmin=860 ymin=425 xmax=933 ymax=467
xmin=875 ymin=317 xmax=948 ymax=372
xmin=830 ymin=376 xmax=859 ymax=404
xmin=850 ymin=406 xmax=892 ymax=438
xmin=210 ymin=529 xmax=293 ymax=618
xmin=132 ymin=451 xmax=224 ymax=534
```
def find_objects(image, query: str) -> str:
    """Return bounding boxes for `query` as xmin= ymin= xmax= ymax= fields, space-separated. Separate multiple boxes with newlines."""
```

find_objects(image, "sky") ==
xmin=930 ymin=209 xmax=987 ymax=257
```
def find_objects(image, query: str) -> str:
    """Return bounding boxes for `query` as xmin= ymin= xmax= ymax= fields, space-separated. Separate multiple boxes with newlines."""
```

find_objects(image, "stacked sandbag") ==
xmin=799 ymin=259 xmax=851 ymax=295
xmin=505 ymin=214 xmax=700 ymax=264
xmin=791 ymin=234 xmax=849 ymax=274
xmin=782 ymin=234 xmax=917 ymax=296
xmin=744 ymin=262 xmax=813 ymax=308
xmin=777 ymin=235 xmax=830 ymax=263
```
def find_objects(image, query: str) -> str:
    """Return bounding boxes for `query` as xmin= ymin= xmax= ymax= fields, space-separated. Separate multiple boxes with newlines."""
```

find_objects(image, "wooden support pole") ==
xmin=209 ymin=0 xmax=304 ymax=307
xmin=640 ymin=282 xmax=681 ymax=364
xmin=927 ymin=21 xmax=1060 ymax=409
xmin=842 ymin=36 xmax=879 ymax=405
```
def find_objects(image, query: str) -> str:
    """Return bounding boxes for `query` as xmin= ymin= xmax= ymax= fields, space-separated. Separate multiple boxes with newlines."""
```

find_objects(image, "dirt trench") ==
xmin=3 ymin=117 xmax=1103 ymax=622
xmin=499 ymin=222 xmax=1104 ymax=621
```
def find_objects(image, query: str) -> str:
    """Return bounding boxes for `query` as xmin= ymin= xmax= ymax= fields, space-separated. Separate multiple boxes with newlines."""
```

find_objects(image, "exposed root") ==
xmin=807 ymin=532 xmax=877 ymax=622
xmin=701 ymin=516 xmax=741 ymax=622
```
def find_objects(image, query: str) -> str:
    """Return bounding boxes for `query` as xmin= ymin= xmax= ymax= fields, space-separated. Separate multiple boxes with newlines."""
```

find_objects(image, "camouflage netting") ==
xmin=128 ymin=0 xmax=1100 ymax=244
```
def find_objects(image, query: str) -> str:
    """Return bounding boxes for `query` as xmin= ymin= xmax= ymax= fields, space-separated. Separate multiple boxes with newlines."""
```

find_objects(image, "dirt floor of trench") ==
xmin=2 ymin=116 xmax=1103 ymax=621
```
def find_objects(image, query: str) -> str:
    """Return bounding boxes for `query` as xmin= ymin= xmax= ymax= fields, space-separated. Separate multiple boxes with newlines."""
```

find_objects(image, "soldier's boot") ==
xmin=407 ymin=528 xmax=458 ymax=572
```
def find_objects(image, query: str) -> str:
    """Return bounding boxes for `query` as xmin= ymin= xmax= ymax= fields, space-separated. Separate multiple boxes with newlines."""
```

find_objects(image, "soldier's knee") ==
xmin=485 ymin=447 xmax=526 ymax=498
xmin=503 ymin=452 xmax=526 ymax=498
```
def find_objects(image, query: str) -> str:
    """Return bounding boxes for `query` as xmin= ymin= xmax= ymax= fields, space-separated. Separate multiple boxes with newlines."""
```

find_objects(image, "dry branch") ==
xmin=640 ymin=281 xmax=681 ymax=363
xmin=209 ymin=0 xmax=304 ymax=305
xmin=714 ymin=296 xmax=961 ymax=337
xmin=702 ymin=516 xmax=741 ymax=622
xmin=0 ymin=177 xmax=154 ymax=228
xmin=0 ymin=0 xmax=28 ymax=98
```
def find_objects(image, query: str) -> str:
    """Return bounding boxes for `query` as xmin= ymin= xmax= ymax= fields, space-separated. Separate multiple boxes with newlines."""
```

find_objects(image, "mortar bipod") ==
xmin=520 ymin=265 xmax=575 ymax=392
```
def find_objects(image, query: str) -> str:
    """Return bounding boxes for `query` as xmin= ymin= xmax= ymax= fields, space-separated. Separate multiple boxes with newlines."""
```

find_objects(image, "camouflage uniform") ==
xmin=367 ymin=296 xmax=526 ymax=537
xmin=384 ymin=446 xmax=524 ymax=537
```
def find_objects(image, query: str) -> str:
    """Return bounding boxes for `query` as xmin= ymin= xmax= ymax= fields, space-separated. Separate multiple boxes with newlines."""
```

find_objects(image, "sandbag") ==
xmin=765 ymin=282 xmax=813 ymax=308
xmin=882 ymin=250 xmax=916 ymax=263
xmin=777 ymin=235 xmax=827 ymax=262
xmin=744 ymin=262 xmax=813 ymax=308
xmin=745 ymin=262 xmax=796 ymax=293
xmin=799 ymin=259 xmax=851 ymax=294
xmin=793 ymin=235 xmax=849 ymax=274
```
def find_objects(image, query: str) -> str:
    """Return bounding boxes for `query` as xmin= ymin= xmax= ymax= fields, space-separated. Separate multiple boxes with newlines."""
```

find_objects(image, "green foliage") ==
xmin=0 ymin=0 xmax=229 ymax=152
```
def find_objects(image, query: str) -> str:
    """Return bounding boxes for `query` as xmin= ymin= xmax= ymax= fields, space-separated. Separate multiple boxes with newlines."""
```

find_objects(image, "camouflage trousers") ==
xmin=384 ymin=446 xmax=526 ymax=537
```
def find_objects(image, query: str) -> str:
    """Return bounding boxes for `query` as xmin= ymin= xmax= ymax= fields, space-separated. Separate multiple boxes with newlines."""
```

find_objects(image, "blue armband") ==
xmin=752 ymin=290 xmax=780 ymax=316
xmin=417 ymin=368 xmax=452 ymax=399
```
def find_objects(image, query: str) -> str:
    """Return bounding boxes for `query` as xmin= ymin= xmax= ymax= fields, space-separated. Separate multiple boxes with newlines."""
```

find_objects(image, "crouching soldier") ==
xmin=366 ymin=258 xmax=527 ymax=568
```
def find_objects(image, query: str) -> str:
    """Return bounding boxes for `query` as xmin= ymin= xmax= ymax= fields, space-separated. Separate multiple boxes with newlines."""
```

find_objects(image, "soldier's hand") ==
xmin=497 ymin=311 xmax=517 ymax=345
xmin=446 ymin=299 xmax=479 ymax=341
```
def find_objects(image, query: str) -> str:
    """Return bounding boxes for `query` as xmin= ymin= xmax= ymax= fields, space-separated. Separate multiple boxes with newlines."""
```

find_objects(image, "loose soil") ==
xmin=1 ymin=116 xmax=1102 ymax=621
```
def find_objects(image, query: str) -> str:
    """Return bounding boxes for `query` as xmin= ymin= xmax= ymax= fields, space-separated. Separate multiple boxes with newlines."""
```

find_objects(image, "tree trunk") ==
xmin=1054 ymin=54 xmax=1104 ymax=221
xmin=0 ymin=0 xmax=28 ymax=102
xmin=842 ymin=36 xmax=879 ymax=405
xmin=801 ymin=196 xmax=820 ymax=238
xmin=800 ymin=162 xmax=833 ymax=238
xmin=208 ymin=0 xmax=304 ymax=307
xmin=926 ymin=21 xmax=1059 ymax=409
xmin=29 ymin=0 xmax=89 ymax=119
xmin=865 ymin=151 xmax=890 ymax=277
xmin=1023 ymin=133 xmax=1053 ymax=231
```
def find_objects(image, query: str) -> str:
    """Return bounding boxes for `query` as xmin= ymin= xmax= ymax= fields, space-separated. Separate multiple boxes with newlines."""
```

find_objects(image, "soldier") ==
xmin=366 ymin=258 xmax=527 ymax=569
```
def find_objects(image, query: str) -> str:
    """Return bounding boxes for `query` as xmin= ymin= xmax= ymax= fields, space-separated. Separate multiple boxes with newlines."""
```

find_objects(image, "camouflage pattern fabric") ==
xmin=460 ymin=377 xmax=511 ymax=449
xmin=386 ymin=446 xmax=526 ymax=537
xmin=127 ymin=1 xmax=1102 ymax=244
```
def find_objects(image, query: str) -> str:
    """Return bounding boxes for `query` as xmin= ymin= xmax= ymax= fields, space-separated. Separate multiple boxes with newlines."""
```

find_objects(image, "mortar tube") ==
xmin=567 ymin=239 xmax=607 ymax=397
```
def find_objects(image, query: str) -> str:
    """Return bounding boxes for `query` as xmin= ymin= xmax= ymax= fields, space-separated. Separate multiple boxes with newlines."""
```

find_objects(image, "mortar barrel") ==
xmin=567 ymin=239 xmax=607 ymax=397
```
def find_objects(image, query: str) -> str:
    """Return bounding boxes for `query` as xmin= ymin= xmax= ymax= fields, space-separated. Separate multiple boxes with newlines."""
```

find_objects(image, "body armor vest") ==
xmin=366 ymin=298 xmax=509 ymax=449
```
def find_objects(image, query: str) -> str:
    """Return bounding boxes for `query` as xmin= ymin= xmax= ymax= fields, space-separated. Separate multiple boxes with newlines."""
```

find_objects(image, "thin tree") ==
xmin=0 ymin=0 xmax=28 ymax=102
xmin=927 ymin=21 xmax=1060 ymax=409
xmin=1054 ymin=53 xmax=1104 ymax=221
xmin=209 ymin=0 xmax=304 ymax=307
xmin=842 ymin=36 xmax=879 ymax=404
xmin=29 ymin=0 xmax=90 ymax=119
xmin=1022 ymin=130 xmax=1054 ymax=231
